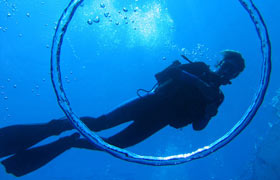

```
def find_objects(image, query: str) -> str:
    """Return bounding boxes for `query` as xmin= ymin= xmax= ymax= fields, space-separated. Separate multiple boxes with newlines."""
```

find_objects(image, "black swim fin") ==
xmin=1 ymin=133 xmax=80 ymax=177
xmin=0 ymin=118 xmax=72 ymax=158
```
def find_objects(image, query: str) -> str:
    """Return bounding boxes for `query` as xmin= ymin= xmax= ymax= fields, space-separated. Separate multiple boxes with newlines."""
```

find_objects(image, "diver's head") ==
xmin=215 ymin=50 xmax=245 ymax=85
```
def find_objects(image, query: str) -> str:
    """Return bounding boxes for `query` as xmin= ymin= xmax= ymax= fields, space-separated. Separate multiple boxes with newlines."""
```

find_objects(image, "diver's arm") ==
xmin=192 ymin=102 xmax=219 ymax=131
xmin=192 ymin=116 xmax=210 ymax=131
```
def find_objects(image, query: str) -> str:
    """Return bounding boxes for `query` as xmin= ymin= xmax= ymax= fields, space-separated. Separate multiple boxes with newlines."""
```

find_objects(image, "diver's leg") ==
xmin=54 ymin=93 xmax=160 ymax=132
xmin=1 ymin=133 xmax=80 ymax=177
xmin=0 ymin=116 xmax=100 ymax=158
xmin=74 ymin=114 xmax=168 ymax=150
xmin=0 ymin=118 xmax=73 ymax=158
xmin=0 ymin=93 xmax=157 ymax=158
xmin=81 ymin=98 xmax=147 ymax=131
xmin=92 ymin=93 xmax=159 ymax=126
xmin=1 ymin=109 xmax=167 ymax=176
xmin=0 ymin=97 xmax=140 ymax=159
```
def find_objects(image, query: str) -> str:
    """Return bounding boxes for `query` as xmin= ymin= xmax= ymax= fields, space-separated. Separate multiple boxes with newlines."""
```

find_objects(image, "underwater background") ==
xmin=0 ymin=0 xmax=279 ymax=179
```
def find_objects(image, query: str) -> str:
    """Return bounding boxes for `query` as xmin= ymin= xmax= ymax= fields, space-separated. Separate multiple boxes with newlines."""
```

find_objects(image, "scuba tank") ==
xmin=155 ymin=60 xmax=181 ymax=84
xmin=136 ymin=55 xmax=193 ymax=97
xmin=155 ymin=55 xmax=193 ymax=84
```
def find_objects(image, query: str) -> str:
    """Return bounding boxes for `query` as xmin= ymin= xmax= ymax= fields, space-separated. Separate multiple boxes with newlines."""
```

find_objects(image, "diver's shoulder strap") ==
xmin=180 ymin=62 xmax=210 ymax=77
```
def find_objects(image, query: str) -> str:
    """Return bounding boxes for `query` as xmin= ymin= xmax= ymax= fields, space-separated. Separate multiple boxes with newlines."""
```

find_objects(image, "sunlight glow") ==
xmin=75 ymin=0 xmax=174 ymax=49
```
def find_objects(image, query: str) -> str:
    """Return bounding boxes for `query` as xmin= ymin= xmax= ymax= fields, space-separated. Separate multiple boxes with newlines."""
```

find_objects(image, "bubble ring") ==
xmin=51 ymin=0 xmax=271 ymax=165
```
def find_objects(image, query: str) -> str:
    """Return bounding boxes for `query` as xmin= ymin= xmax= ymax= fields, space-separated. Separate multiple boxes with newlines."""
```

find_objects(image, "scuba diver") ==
xmin=0 ymin=50 xmax=245 ymax=177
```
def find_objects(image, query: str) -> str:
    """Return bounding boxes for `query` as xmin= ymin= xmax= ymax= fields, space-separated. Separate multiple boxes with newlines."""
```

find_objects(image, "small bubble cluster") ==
xmin=86 ymin=5 xmax=141 ymax=27
xmin=87 ymin=16 xmax=100 ymax=24
xmin=1 ymin=27 xmax=8 ymax=32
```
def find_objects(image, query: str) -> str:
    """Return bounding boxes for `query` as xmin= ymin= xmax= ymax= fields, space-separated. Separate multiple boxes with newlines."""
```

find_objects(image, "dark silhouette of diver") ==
xmin=0 ymin=50 xmax=245 ymax=177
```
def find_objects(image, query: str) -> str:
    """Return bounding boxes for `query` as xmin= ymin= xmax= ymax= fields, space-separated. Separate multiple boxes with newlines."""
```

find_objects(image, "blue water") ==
xmin=0 ymin=0 xmax=279 ymax=179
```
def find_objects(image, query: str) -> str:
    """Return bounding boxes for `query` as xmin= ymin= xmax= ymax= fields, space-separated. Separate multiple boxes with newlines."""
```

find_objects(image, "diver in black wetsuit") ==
xmin=0 ymin=50 xmax=245 ymax=177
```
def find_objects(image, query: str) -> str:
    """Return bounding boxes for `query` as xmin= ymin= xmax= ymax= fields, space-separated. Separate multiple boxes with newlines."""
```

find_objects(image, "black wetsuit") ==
xmin=0 ymin=61 xmax=225 ymax=177
xmin=73 ymin=61 xmax=224 ymax=149
xmin=153 ymin=61 xmax=224 ymax=130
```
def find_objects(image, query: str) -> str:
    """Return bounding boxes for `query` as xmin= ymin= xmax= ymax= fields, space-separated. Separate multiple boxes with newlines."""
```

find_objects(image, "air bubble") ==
xmin=115 ymin=22 xmax=119 ymax=25
xmin=7 ymin=12 xmax=11 ymax=17
xmin=4 ymin=96 xmax=8 ymax=100
xmin=13 ymin=84 xmax=17 ymax=88
xmin=123 ymin=7 xmax=128 ymax=12
xmin=104 ymin=12 xmax=109 ymax=17
xmin=93 ymin=16 xmax=100 ymax=23
xmin=124 ymin=16 xmax=127 ymax=20
xmin=2 ymin=27 xmax=8 ymax=32
xmin=100 ymin=3 xmax=105 ymax=8
xmin=26 ymin=13 xmax=30 ymax=17
xmin=134 ymin=7 xmax=139 ymax=12
xmin=87 ymin=19 xmax=93 ymax=25
xmin=162 ymin=57 xmax=167 ymax=60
